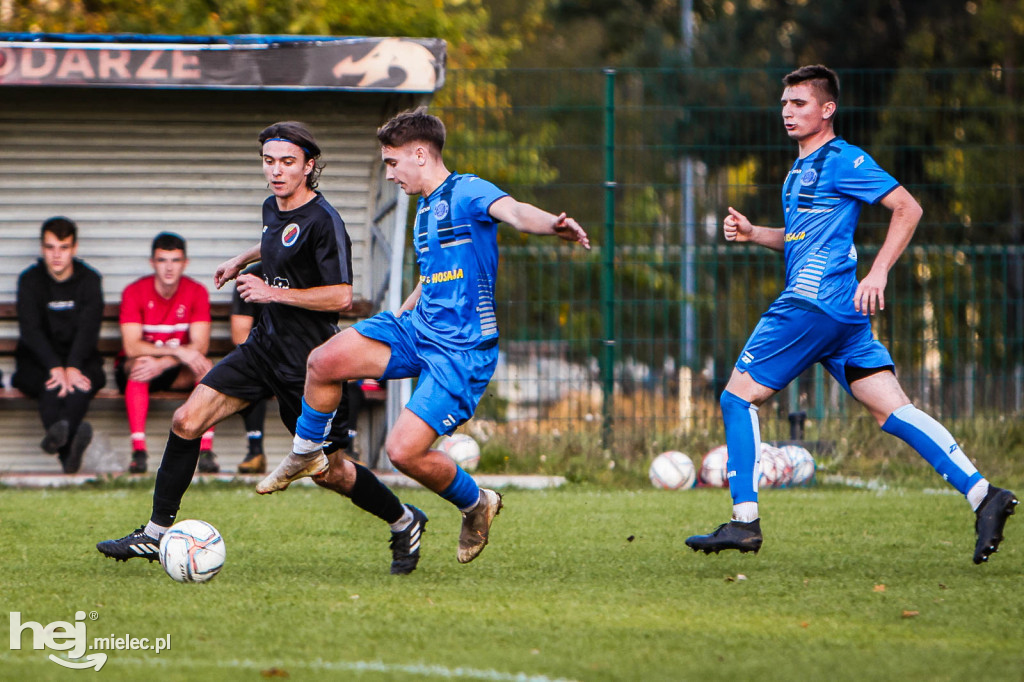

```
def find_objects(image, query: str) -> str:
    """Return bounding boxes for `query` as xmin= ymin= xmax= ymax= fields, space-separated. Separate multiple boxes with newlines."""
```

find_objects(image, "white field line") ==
xmin=2 ymin=652 xmax=580 ymax=681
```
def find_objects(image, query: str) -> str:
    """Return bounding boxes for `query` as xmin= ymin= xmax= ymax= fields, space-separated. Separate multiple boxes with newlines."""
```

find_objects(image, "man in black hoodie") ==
xmin=13 ymin=217 xmax=105 ymax=473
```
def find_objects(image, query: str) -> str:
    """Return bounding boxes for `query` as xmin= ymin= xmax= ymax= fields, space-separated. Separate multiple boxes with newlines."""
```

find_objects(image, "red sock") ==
xmin=125 ymin=380 xmax=149 ymax=451
xmin=200 ymin=429 xmax=214 ymax=452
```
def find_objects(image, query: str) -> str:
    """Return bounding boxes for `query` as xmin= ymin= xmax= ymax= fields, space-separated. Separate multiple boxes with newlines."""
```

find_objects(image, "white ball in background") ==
xmin=439 ymin=433 xmax=481 ymax=471
xmin=700 ymin=445 xmax=729 ymax=487
xmin=780 ymin=444 xmax=816 ymax=486
xmin=758 ymin=443 xmax=793 ymax=488
xmin=649 ymin=451 xmax=696 ymax=490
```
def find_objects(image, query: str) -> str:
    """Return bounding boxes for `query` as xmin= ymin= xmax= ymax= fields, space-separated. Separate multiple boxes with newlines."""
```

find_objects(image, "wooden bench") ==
xmin=0 ymin=299 xmax=382 ymax=407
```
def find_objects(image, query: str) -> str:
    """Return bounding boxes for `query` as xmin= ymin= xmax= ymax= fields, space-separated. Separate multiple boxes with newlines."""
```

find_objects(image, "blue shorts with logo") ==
xmin=735 ymin=298 xmax=894 ymax=395
xmin=354 ymin=311 xmax=499 ymax=436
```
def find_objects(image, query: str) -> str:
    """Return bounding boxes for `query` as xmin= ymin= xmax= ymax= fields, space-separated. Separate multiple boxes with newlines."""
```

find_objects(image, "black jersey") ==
xmin=245 ymin=192 xmax=353 ymax=381
xmin=15 ymin=258 xmax=104 ymax=371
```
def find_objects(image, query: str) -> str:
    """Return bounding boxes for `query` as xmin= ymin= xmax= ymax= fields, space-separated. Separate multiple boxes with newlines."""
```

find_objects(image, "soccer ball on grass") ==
xmin=159 ymin=519 xmax=226 ymax=583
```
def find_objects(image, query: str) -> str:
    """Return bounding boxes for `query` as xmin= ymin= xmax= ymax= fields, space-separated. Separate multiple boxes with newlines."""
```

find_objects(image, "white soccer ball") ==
xmin=758 ymin=444 xmax=793 ymax=488
xmin=779 ymin=444 xmax=816 ymax=486
xmin=159 ymin=519 xmax=226 ymax=583
xmin=700 ymin=445 xmax=729 ymax=488
xmin=439 ymin=433 xmax=481 ymax=471
xmin=649 ymin=451 xmax=696 ymax=490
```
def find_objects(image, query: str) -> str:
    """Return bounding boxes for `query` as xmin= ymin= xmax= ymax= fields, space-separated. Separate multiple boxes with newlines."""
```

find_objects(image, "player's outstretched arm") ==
xmin=214 ymin=243 xmax=262 ymax=290
xmin=488 ymin=197 xmax=591 ymax=249
xmin=853 ymin=186 xmax=923 ymax=316
xmin=724 ymin=207 xmax=785 ymax=252
xmin=237 ymin=273 xmax=353 ymax=313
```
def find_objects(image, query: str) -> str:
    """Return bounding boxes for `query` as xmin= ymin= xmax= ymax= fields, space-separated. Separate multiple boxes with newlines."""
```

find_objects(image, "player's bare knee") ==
xmin=385 ymin=440 xmax=415 ymax=472
xmin=306 ymin=346 xmax=338 ymax=385
xmin=171 ymin=405 xmax=205 ymax=440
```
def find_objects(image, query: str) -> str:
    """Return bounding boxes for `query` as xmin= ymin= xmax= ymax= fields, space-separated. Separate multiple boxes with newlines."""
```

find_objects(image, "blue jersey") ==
xmin=778 ymin=138 xmax=899 ymax=324
xmin=410 ymin=172 xmax=508 ymax=349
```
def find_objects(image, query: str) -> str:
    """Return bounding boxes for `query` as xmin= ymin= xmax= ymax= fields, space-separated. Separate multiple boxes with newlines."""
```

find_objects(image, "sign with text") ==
xmin=0 ymin=37 xmax=445 ymax=92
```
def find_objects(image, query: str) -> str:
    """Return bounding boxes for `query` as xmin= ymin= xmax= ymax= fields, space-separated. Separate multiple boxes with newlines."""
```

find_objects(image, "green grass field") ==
xmin=2 ymin=482 xmax=1022 ymax=681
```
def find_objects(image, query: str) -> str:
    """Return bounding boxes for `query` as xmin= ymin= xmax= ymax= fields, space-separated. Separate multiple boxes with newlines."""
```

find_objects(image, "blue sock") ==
xmin=294 ymin=397 xmax=336 ymax=444
xmin=440 ymin=466 xmax=481 ymax=510
xmin=721 ymin=390 xmax=761 ymax=505
xmin=881 ymin=404 xmax=982 ymax=496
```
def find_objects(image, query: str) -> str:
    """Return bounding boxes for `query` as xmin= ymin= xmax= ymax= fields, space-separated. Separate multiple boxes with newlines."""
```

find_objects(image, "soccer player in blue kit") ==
xmin=98 ymin=122 xmax=426 ymax=575
xmin=686 ymin=65 xmax=1017 ymax=564
xmin=259 ymin=109 xmax=590 ymax=564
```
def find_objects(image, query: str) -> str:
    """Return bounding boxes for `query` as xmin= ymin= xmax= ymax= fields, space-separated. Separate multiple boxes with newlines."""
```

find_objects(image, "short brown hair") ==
xmin=783 ymin=64 xmax=839 ymax=106
xmin=377 ymin=108 xmax=446 ymax=153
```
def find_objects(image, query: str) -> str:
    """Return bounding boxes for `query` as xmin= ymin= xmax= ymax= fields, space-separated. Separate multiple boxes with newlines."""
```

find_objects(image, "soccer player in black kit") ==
xmin=97 ymin=122 xmax=427 ymax=575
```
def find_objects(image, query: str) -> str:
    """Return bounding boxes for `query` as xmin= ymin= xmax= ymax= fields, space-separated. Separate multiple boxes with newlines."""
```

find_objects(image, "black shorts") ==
xmin=114 ymin=358 xmax=184 ymax=393
xmin=201 ymin=344 xmax=350 ymax=451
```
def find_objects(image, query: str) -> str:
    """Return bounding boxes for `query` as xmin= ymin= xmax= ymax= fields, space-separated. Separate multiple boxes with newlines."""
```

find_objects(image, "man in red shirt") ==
xmin=116 ymin=232 xmax=217 ymax=474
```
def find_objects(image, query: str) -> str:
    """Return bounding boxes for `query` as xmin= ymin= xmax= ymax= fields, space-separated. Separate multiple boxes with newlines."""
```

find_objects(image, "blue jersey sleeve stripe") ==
xmin=484 ymin=194 xmax=510 ymax=220
xmin=871 ymin=181 xmax=902 ymax=205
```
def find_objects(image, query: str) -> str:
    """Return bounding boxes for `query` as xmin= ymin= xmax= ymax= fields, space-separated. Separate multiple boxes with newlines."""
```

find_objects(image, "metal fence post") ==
xmin=601 ymin=68 xmax=617 ymax=450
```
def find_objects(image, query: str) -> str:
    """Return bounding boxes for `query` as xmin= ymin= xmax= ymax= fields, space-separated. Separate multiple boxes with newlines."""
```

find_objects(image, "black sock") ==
xmin=242 ymin=399 xmax=267 ymax=457
xmin=348 ymin=463 xmax=404 ymax=524
xmin=151 ymin=431 xmax=201 ymax=527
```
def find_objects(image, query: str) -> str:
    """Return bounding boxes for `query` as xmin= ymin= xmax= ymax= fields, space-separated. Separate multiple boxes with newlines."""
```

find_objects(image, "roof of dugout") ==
xmin=0 ymin=32 xmax=446 ymax=92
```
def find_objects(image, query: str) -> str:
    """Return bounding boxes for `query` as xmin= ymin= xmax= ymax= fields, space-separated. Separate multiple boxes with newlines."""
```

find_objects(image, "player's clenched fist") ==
xmin=723 ymin=206 xmax=752 ymax=242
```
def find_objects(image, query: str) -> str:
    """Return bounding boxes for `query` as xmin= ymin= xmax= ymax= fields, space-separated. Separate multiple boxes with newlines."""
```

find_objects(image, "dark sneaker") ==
xmin=41 ymin=419 xmax=70 ymax=454
xmin=62 ymin=422 xmax=92 ymax=474
xmin=685 ymin=519 xmax=764 ymax=555
xmin=458 ymin=489 xmax=503 ymax=563
xmin=974 ymin=487 xmax=1018 ymax=564
xmin=96 ymin=527 xmax=161 ymax=562
xmin=237 ymin=453 xmax=266 ymax=474
xmin=128 ymin=450 xmax=147 ymax=474
xmin=390 ymin=505 xmax=428 ymax=575
xmin=198 ymin=451 xmax=220 ymax=474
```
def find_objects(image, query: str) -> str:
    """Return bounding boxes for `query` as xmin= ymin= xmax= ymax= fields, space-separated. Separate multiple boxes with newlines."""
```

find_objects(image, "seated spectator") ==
xmin=231 ymin=263 xmax=268 ymax=474
xmin=12 ymin=217 xmax=105 ymax=474
xmin=116 ymin=232 xmax=217 ymax=474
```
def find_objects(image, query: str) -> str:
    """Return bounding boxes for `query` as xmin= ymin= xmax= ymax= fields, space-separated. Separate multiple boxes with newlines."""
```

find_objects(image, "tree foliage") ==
xmin=3 ymin=0 xmax=528 ymax=69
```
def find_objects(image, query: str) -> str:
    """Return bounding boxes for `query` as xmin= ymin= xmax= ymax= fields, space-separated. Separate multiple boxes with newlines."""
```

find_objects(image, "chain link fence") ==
xmin=427 ymin=67 xmax=1024 ymax=455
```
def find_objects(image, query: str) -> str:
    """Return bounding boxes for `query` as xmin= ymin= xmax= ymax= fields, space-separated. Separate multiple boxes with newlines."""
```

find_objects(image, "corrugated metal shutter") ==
xmin=0 ymin=87 xmax=393 ymax=305
xmin=0 ymin=87 xmax=413 ymax=473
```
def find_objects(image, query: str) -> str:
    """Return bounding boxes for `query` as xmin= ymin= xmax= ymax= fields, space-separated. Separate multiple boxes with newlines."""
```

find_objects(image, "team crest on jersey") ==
xmin=282 ymin=223 xmax=300 ymax=247
xmin=800 ymin=169 xmax=818 ymax=185
xmin=433 ymin=200 xmax=449 ymax=220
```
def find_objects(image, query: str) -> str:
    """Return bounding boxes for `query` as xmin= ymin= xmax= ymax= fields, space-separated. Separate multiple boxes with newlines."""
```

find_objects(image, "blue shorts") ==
xmin=735 ymin=299 xmax=894 ymax=395
xmin=354 ymin=312 xmax=498 ymax=436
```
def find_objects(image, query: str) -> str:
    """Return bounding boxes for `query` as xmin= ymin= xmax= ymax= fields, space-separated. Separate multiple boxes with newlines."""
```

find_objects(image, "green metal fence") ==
xmin=429 ymin=68 xmax=1024 ymax=453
